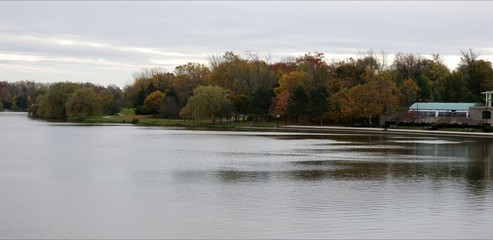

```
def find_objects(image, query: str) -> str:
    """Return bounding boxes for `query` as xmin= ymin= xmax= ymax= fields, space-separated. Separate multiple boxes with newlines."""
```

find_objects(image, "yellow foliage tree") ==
xmin=274 ymin=70 xmax=309 ymax=94
xmin=329 ymin=72 xmax=400 ymax=124
xmin=144 ymin=90 xmax=165 ymax=115
xmin=400 ymin=78 xmax=420 ymax=106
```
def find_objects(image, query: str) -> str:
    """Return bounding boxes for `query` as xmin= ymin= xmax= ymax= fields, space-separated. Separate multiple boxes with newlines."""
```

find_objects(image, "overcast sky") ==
xmin=1 ymin=1 xmax=493 ymax=87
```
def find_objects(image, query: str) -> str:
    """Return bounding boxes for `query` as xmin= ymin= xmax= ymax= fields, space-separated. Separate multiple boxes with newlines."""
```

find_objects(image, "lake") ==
xmin=0 ymin=112 xmax=492 ymax=239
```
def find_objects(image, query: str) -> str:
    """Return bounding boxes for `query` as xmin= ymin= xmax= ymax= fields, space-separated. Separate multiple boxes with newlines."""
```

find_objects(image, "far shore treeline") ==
xmin=1 ymin=50 xmax=493 ymax=125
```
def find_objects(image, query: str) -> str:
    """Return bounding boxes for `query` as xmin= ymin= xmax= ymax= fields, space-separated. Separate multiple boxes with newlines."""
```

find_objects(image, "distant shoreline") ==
xmin=2 ymin=111 xmax=492 ymax=139
xmin=276 ymin=125 xmax=493 ymax=139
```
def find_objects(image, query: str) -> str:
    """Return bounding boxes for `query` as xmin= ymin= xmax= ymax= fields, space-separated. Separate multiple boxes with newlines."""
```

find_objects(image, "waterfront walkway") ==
xmin=278 ymin=125 xmax=493 ymax=139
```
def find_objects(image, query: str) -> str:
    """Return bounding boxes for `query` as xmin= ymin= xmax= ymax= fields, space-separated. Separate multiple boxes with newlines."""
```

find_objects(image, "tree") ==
xmin=391 ymin=53 xmax=451 ymax=102
xmin=144 ymin=90 xmax=165 ymax=115
xmin=173 ymin=62 xmax=210 ymax=108
xmin=400 ymin=78 xmax=420 ymax=106
xmin=359 ymin=49 xmax=388 ymax=71
xmin=333 ymin=58 xmax=366 ymax=89
xmin=207 ymin=51 xmax=244 ymax=93
xmin=35 ymin=82 xmax=79 ymax=120
xmin=296 ymin=52 xmax=329 ymax=87
xmin=308 ymin=86 xmax=329 ymax=125
xmin=329 ymin=72 xmax=399 ymax=125
xmin=124 ymin=68 xmax=174 ymax=113
xmin=287 ymin=86 xmax=308 ymax=123
xmin=362 ymin=72 xmax=400 ymax=123
xmin=329 ymin=87 xmax=356 ymax=123
xmin=416 ymin=75 xmax=432 ymax=101
xmin=15 ymin=96 xmax=29 ymax=111
xmin=269 ymin=89 xmax=290 ymax=119
xmin=245 ymin=51 xmax=275 ymax=91
xmin=332 ymin=52 xmax=386 ymax=90
xmin=160 ymin=94 xmax=179 ymax=118
xmin=182 ymin=85 xmax=232 ymax=122
xmin=391 ymin=53 xmax=427 ymax=82
xmin=274 ymin=70 xmax=309 ymax=94
xmin=434 ymin=71 xmax=469 ymax=102
xmin=229 ymin=94 xmax=250 ymax=121
xmin=98 ymin=87 xmax=122 ymax=115
xmin=249 ymin=88 xmax=274 ymax=121
xmin=0 ymin=80 xmax=45 ymax=112
xmin=457 ymin=51 xmax=493 ymax=101
xmin=65 ymin=88 xmax=102 ymax=120
xmin=208 ymin=51 xmax=275 ymax=99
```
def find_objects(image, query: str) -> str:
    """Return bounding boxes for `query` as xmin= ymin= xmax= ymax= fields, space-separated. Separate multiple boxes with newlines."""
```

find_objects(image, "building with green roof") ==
xmin=409 ymin=102 xmax=477 ymax=118
xmin=407 ymin=91 xmax=492 ymax=125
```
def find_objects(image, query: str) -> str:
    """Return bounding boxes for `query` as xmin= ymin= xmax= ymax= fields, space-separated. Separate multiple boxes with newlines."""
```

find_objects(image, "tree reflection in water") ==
xmin=210 ymin=136 xmax=493 ymax=195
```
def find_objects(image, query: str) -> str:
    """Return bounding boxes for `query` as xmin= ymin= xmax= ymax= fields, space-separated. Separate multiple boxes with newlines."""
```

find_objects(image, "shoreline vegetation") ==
xmin=71 ymin=109 xmax=493 ymax=139
xmin=2 ymin=50 xmax=493 ymax=134
xmin=2 ymin=110 xmax=492 ymax=138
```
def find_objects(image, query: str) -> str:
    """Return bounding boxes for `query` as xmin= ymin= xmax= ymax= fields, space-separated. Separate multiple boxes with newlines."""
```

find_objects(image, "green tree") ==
xmin=308 ymin=86 xmax=329 ymax=125
xmin=416 ymin=75 xmax=432 ymax=101
xmin=36 ymin=82 xmax=79 ymax=120
xmin=230 ymin=94 xmax=250 ymax=121
xmin=15 ymin=96 xmax=29 ymax=111
xmin=287 ymin=86 xmax=308 ymax=123
xmin=160 ymin=93 xmax=179 ymax=118
xmin=249 ymin=88 xmax=274 ymax=121
xmin=144 ymin=90 xmax=165 ymax=115
xmin=459 ymin=60 xmax=493 ymax=101
xmin=434 ymin=71 xmax=469 ymax=102
xmin=451 ymin=49 xmax=493 ymax=102
xmin=65 ymin=88 xmax=103 ymax=120
xmin=391 ymin=53 xmax=450 ymax=102
xmin=183 ymin=85 xmax=232 ymax=122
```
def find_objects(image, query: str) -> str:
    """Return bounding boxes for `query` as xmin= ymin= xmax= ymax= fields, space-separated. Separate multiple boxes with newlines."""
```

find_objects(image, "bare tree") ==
xmin=460 ymin=48 xmax=480 ymax=67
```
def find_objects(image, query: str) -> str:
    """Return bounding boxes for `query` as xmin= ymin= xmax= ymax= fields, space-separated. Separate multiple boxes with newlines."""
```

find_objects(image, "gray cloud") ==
xmin=1 ymin=1 xmax=493 ymax=87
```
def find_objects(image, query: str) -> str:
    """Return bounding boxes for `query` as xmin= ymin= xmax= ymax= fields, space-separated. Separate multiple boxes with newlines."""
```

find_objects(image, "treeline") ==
xmin=0 ymin=80 xmax=42 ymax=112
xmin=0 ymin=81 xmax=124 ymax=120
xmin=123 ymin=49 xmax=493 ymax=124
xmin=2 ymin=49 xmax=493 ymax=124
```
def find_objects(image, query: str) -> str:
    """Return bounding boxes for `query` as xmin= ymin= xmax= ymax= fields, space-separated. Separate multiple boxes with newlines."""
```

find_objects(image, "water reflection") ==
xmin=173 ymin=134 xmax=493 ymax=195
xmin=217 ymin=170 xmax=271 ymax=183
xmin=175 ymin=155 xmax=492 ymax=192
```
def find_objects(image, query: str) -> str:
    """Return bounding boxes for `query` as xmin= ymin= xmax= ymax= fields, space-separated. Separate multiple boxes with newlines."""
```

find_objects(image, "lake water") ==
xmin=1 ymin=112 xmax=492 ymax=239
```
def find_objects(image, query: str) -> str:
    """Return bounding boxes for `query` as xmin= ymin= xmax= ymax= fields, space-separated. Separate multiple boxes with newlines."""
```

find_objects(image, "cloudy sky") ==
xmin=1 ymin=1 xmax=493 ymax=87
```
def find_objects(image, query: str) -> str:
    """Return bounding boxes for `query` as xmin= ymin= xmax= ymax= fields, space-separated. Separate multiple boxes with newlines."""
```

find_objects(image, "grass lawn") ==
xmin=80 ymin=108 xmax=277 ymax=129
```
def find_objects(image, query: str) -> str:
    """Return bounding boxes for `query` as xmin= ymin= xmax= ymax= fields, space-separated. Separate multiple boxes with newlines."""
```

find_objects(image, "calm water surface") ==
xmin=0 ymin=112 xmax=492 ymax=239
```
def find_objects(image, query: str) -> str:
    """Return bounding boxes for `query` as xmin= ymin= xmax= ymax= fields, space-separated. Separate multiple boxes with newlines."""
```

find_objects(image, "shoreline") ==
xmin=3 ymin=112 xmax=493 ymax=139
xmin=276 ymin=125 xmax=493 ymax=139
